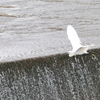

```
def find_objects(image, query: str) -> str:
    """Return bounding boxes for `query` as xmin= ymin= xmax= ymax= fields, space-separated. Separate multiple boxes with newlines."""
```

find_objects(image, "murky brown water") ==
xmin=0 ymin=1 xmax=100 ymax=99
xmin=0 ymin=0 xmax=100 ymax=36
xmin=0 ymin=0 xmax=99 ymax=34
xmin=0 ymin=0 xmax=100 ymax=61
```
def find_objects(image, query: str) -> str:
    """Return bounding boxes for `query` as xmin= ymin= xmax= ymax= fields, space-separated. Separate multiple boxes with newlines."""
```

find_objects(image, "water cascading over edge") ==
xmin=0 ymin=48 xmax=100 ymax=100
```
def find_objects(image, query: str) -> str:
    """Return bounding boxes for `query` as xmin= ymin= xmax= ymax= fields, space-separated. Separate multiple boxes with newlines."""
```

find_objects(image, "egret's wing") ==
xmin=67 ymin=25 xmax=82 ymax=51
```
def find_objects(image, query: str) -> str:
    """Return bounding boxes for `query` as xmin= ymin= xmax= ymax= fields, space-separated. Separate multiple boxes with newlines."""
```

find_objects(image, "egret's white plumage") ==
xmin=67 ymin=25 xmax=94 ymax=57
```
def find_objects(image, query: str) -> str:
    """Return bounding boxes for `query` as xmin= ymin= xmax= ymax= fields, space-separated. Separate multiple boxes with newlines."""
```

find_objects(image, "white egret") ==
xmin=67 ymin=25 xmax=94 ymax=57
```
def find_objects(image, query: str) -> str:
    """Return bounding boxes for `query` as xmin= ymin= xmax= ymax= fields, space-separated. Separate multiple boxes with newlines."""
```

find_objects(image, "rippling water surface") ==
xmin=0 ymin=0 xmax=100 ymax=34
xmin=0 ymin=0 xmax=100 ymax=62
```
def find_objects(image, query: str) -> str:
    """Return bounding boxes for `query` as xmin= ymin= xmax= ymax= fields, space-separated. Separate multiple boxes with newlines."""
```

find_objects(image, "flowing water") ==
xmin=0 ymin=49 xmax=100 ymax=100
xmin=0 ymin=0 xmax=100 ymax=62
xmin=0 ymin=0 xmax=100 ymax=100
xmin=0 ymin=0 xmax=100 ymax=35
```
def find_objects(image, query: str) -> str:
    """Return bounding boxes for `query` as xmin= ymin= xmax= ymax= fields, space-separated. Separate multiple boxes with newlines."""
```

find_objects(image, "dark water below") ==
xmin=0 ymin=49 xmax=100 ymax=100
